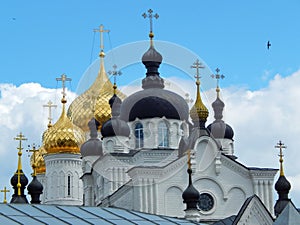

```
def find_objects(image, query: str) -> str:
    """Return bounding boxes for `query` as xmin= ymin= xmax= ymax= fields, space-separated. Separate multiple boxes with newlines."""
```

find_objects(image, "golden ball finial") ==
xmin=100 ymin=50 xmax=105 ymax=58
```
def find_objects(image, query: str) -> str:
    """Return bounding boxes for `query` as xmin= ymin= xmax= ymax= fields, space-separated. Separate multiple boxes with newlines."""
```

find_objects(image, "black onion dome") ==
xmin=80 ymin=118 xmax=103 ymax=157
xmin=182 ymin=168 xmax=200 ymax=210
xmin=10 ymin=170 xmax=28 ymax=188
xmin=120 ymin=89 xmax=189 ymax=122
xmin=27 ymin=176 xmax=43 ymax=204
xmin=207 ymin=95 xmax=234 ymax=139
xmin=101 ymin=93 xmax=130 ymax=138
xmin=142 ymin=45 xmax=163 ymax=64
xmin=275 ymin=175 xmax=291 ymax=197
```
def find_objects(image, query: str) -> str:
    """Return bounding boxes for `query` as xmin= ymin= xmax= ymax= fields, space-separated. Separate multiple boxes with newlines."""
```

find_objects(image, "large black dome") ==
xmin=207 ymin=121 xmax=234 ymax=139
xmin=120 ymin=88 xmax=189 ymax=122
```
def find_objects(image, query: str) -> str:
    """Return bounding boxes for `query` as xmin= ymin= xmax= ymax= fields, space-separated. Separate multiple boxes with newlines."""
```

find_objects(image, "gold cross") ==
xmin=43 ymin=100 xmax=57 ymax=127
xmin=275 ymin=140 xmax=287 ymax=176
xmin=142 ymin=9 xmax=159 ymax=34
xmin=14 ymin=132 xmax=27 ymax=196
xmin=0 ymin=187 xmax=10 ymax=204
xmin=27 ymin=143 xmax=39 ymax=177
xmin=94 ymin=24 xmax=110 ymax=52
xmin=56 ymin=74 xmax=71 ymax=99
xmin=191 ymin=59 xmax=205 ymax=83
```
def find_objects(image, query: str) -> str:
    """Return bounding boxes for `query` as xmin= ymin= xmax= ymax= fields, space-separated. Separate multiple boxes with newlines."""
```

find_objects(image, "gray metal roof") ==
xmin=0 ymin=203 xmax=205 ymax=225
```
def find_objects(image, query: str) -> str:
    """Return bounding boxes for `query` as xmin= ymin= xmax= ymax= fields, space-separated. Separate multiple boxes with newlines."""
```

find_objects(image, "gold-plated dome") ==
xmin=44 ymin=99 xmax=85 ymax=154
xmin=190 ymin=80 xmax=209 ymax=122
xmin=67 ymin=56 xmax=126 ymax=131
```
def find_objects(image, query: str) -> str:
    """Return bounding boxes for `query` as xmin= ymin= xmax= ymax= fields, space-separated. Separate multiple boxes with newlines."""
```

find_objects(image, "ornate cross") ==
xmin=14 ymin=132 xmax=27 ymax=196
xmin=27 ymin=143 xmax=39 ymax=177
xmin=56 ymin=74 xmax=71 ymax=99
xmin=191 ymin=59 xmax=205 ymax=82
xmin=43 ymin=100 xmax=57 ymax=127
xmin=0 ymin=187 xmax=10 ymax=204
xmin=108 ymin=64 xmax=122 ymax=85
xmin=275 ymin=140 xmax=287 ymax=176
xmin=94 ymin=24 xmax=110 ymax=52
xmin=142 ymin=9 xmax=159 ymax=34
xmin=211 ymin=68 xmax=225 ymax=87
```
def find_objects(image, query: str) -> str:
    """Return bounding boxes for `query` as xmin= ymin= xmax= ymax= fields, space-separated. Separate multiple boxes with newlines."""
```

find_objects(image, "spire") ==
xmin=27 ymin=144 xmax=43 ymax=204
xmin=274 ymin=141 xmax=291 ymax=217
xmin=43 ymin=100 xmax=57 ymax=128
xmin=1 ymin=187 xmax=10 ymax=204
xmin=108 ymin=64 xmax=122 ymax=96
xmin=11 ymin=132 xmax=28 ymax=203
xmin=189 ymin=59 xmax=208 ymax=128
xmin=141 ymin=9 xmax=164 ymax=89
xmin=182 ymin=149 xmax=200 ymax=222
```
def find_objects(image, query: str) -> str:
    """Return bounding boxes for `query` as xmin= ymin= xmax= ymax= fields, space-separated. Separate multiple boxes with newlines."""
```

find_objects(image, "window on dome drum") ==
xmin=158 ymin=121 xmax=169 ymax=147
xmin=135 ymin=123 xmax=144 ymax=148
xmin=67 ymin=175 xmax=71 ymax=196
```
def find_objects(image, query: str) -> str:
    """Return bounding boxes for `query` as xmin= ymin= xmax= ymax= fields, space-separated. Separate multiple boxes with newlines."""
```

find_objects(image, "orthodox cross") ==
xmin=27 ymin=143 xmax=39 ymax=177
xmin=14 ymin=132 xmax=27 ymax=196
xmin=142 ymin=9 xmax=159 ymax=34
xmin=0 ymin=187 xmax=10 ymax=204
xmin=56 ymin=74 xmax=71 ymax=99
xmin=108 ymin=64 xmax=122 ymax=85
xmin=43 ymin=100 xmax=57 ymax=128
xmin=191 ymin=59 xmax=205 ymax=83
xmin=275 ymin=141 xmax=287 ymax=176
xmin=94 ymin=24 xmax=110 ymax=52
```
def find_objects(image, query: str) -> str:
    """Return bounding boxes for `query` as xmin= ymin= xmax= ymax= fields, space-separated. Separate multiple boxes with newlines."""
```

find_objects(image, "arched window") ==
xmin=135 ymin=123 xmax=144 ymax=148
xmin=67 ymin=174 xmax=71 ymax=196
xmin=158 ymin=121 xmax=169 ymax=147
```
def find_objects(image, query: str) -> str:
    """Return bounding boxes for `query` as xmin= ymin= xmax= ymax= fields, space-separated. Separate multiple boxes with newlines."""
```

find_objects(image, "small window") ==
xmin=135 ymin=123 xmax=144 ymax=148
xmin=158 ymin=121 xmax=169 ymax=147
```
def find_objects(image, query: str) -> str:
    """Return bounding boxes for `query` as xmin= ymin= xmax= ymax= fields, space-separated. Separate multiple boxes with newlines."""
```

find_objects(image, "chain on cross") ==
xmin=275 ymin=140 xmax=287 ymax=176
xmin=27 ymin=143 xmax=39 ymax=177
xmin=43 ymin=100 xmax=57 ymax=127
xmin=56 ymin=74 xmax=71 ymax=99
xmin=94 ymin=24 xmax=110 ymax=53
xmin=191 ymin=59 xmax=205 ymax=83
xmin=142 ymin=9 xmax=159 ymax=34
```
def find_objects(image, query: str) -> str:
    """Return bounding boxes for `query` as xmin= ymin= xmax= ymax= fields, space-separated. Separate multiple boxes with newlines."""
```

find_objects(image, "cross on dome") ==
xmin=275 ymin=140 xmax=287 ymax=176
xmin=27 ymin=144 xmax=39 ymax=177
xmin=191 ymin=59 xmax=204 ymax=83
xmin=142 ymin=9 xmax=159 ymax=39
xmin=56 ymin=74 xmax=71 ymax=102
xmin=43 ymin=100 xmax=57 ymax=128
xmin=94 ymin=24 xmax=110 ymax=57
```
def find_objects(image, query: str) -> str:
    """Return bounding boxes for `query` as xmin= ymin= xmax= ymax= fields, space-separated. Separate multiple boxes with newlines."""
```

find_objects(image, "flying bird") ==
xmin=267 ymin=41 xmax=271 ymax=49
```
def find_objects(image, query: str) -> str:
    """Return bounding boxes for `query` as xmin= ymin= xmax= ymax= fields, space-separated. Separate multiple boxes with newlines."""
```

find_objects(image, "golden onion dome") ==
xmin=67 ymin=56 xmax=126 ymax=131
xmin=30 ymin=145 xmax=46 ymax=174
xmin=190 ymin=80 xmax=209 ymax=124
xmin=44 ymin=98 xmax=85 ymax=154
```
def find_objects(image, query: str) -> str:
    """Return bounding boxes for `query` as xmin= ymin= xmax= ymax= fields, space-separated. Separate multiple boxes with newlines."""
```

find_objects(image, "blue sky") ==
xmin=1 ymin=0 xmax=300 ymax=206
xmin=1 ymin=0 xmax=300 ymax=91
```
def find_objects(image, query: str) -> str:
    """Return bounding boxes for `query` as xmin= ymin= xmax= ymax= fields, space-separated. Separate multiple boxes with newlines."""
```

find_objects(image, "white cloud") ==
xmin=1 ymin=71 xmax=300 ymax=207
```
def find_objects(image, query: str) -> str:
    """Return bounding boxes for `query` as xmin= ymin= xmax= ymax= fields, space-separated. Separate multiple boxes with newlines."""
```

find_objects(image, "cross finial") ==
xmin=191 ymin=59 xmax=205 ymax=84
xmin=275 ymin=140 xmax=287 ymax=176
xmin=211 ymin=68 xmax=225 ymax=96
xmin=14 ymin=132 xmax=27 ymax=196
xmin=56 ymin=74 xmax=71 ymax=102
xmin=43 ymin=100 xmax=57 ymax=128
xmin=94 ymin=24 xmax=110 ymax=57
xmin=1 ymin=187 xmax=10 ymax=204
xmin=142 ymin=9 xmax=159 ymax=38
xmin=108 ymin=64 xmax=122 ymax=93
xmin=27 ymin=143 xmax=39 ymax=177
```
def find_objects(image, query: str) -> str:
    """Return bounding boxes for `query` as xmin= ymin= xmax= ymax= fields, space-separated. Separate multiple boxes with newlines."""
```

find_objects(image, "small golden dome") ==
xmin=190 ymin=80 xmax=209 ymax=122
xmin=30 ymin=146 xmax=46 ymax=174
xmin=67 ymin=58 xmax=126 ymax=131
xmin=44 ymin=103 xmax=85 ymax=154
